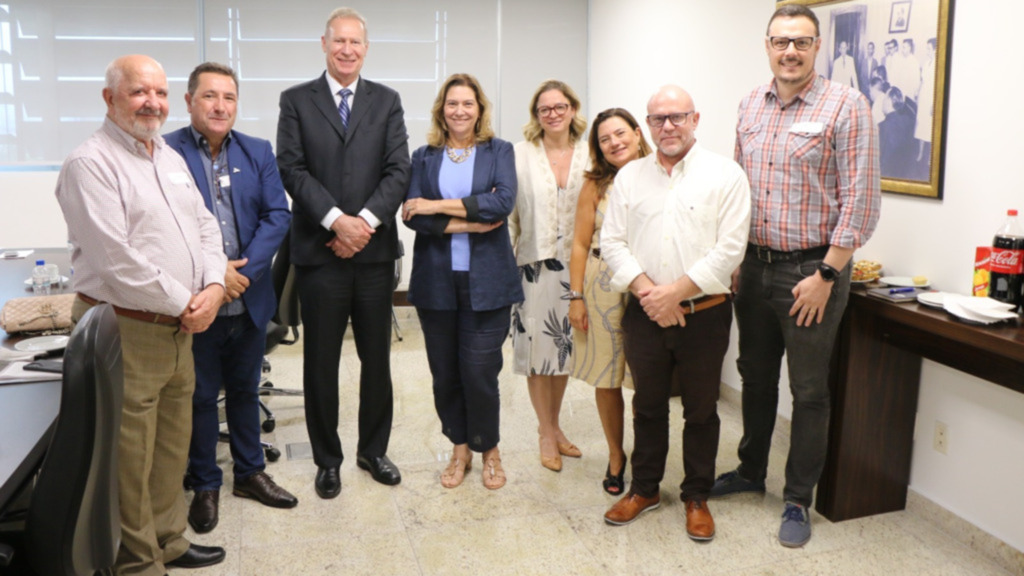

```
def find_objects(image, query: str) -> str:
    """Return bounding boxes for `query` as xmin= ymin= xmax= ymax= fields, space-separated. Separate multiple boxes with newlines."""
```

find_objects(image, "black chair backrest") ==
xmin=24 ymin=304 xmax=122 ymax=576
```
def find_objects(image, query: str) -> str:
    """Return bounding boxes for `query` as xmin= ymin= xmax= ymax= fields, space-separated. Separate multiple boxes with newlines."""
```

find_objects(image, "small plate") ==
xmin=917 ymin=291 xmax=945 ymax=308
xmin=24 ymin=276 xmax=70 ymax=287
xmin=14 ymin=335 xmax=69 ymax=352
xmin=879 ymin=276 xmax=930 ymax=289
xmin=943 ymin=295 xmax=1018 ymax=324
xmin=851 ymin=277 xmax=880 ymax=285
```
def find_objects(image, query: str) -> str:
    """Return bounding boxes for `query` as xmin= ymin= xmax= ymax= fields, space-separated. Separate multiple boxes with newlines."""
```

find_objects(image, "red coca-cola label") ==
xmin=990 ymin=248 xmax=1024 ymax=274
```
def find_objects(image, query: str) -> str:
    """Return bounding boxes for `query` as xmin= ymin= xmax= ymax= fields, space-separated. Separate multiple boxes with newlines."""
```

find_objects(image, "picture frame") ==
xmin=889 ymin=1 xmax=911 ymax=33
xmin=780 ymin=0 xmax=955 ymax=199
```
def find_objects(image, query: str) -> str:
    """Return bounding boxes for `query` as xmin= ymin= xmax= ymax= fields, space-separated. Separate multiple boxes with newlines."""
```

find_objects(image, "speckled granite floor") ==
xmin=174 ymin=309 xmax=1020 ymax=576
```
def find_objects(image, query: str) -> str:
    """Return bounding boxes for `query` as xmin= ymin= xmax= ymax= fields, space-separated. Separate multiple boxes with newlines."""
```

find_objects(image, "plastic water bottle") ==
xmin=45 ymin=261 xmax=61 ymax=290
xmin=32 ymin=260 xmax=51 ymax=295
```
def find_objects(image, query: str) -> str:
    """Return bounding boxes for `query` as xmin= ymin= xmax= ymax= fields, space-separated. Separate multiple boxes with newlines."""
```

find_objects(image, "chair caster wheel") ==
xmin=262 ymin=418 xmax=276 ymax=433
xmin=265 ymin=447 xmax=281 ymax=462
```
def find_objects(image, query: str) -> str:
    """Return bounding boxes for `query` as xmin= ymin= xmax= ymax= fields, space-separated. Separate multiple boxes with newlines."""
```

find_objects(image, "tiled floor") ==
xmin=175 ymin=310 xmax=1018 ymax=576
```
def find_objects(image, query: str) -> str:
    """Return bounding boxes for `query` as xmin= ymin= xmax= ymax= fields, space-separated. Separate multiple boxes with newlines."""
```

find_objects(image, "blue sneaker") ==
xmin=709 ymin=469 xmax=766 ymax=498
xmin=778 ymin=502 xmax=811 ymax=547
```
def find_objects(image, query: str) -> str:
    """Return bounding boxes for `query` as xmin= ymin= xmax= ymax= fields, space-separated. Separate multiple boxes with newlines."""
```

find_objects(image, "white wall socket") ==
xmin=933 ymin=421 xmax=949 ymax=455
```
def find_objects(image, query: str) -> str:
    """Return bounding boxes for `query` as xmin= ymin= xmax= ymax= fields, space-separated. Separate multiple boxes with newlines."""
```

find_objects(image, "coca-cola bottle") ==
xmin=991 ymin=209 xmax=1024 ymax=311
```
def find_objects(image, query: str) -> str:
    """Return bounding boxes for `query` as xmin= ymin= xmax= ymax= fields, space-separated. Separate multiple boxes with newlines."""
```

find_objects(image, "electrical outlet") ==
xmin=933 ymin=421 xmax=948 ymax=454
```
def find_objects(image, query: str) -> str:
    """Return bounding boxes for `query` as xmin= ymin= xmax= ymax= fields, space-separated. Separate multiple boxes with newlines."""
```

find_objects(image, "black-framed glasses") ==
xmin=646 ymin=112 xmax=693 ymax=128
xmin=536 ymin=103 xmax=570 ymax=117
xmin=768 ymin=36 xmax=818 ymax=51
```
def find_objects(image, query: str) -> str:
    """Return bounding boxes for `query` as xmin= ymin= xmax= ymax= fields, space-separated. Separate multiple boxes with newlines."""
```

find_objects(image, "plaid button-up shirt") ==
xmin=735 ymin=75 xmax=880 ymax=252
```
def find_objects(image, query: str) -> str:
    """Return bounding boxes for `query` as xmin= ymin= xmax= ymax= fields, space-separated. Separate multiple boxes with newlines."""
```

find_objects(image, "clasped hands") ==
xmin=180 ymin=283 xmax=225 ymax=334
xmin=632 ymin=274 xmax=689 ymax=328
xmin=327 ymin=214 xmax=374 ymax=259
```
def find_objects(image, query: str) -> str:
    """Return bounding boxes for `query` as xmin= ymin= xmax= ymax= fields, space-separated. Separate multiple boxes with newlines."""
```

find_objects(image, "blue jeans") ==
xmin=733 ymin=250 xmax=850 ymax=507
xmin=188 ymin=313 xmax=265 ymax=491
xmin=416 ymin=272 xmax=509 ymax=453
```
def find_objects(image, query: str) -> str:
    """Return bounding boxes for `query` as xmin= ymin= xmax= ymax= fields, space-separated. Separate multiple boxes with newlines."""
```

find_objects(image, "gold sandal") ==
xmin=441 ymin=455 xmax=471 ymax=489
xmin=482 ymin=452 xmax=506 ymax=490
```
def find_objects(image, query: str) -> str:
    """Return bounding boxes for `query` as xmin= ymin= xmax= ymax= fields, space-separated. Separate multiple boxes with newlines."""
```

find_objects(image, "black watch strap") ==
xmin=818 ymin=262 xmax=840 ymax=282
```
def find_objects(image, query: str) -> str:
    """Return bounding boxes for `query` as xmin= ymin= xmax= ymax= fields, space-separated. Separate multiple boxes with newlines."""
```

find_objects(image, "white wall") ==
xmin=590 ymin=0 xmax=1024 ymax=552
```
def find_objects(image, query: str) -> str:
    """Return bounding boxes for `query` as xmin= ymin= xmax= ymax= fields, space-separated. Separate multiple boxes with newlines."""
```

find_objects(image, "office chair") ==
xmin=3 ymin=303 xmax=123 ymax=576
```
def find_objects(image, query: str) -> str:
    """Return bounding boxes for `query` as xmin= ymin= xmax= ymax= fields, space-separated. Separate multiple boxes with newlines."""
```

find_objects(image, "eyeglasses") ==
xmin=768 ymin=36 xmax=818 ymax=51
xmin=536 ymin=103 xmax=570 ymax=117
xmin=646 ymin=112 xmax=693 ymax=128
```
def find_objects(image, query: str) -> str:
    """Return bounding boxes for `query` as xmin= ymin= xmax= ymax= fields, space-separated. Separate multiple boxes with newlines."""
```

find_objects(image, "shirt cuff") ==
xmin=358 ymin=209 xmax=381 ymax=229
xmin=321 ymin=207 xmax=343 ymax=231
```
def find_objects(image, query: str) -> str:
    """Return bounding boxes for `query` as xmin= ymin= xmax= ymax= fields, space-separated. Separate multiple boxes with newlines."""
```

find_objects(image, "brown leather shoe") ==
xmin=188 ymin=489 xmax=219 ymax=534
xmin=685 ymin=498 xmax=715 ymax=541
xmin=233 ymin=471 xmax=298 ymax=509
xmin=604 ymin=491 xmax=661 ymax=526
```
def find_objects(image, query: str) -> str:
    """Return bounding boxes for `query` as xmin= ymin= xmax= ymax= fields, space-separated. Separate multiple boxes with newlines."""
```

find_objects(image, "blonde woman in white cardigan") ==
xmin=509 ymin=79 xmax=589 ymax=472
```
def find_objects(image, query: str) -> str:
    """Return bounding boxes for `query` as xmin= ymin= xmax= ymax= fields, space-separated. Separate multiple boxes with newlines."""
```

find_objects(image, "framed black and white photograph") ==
xmin=889 ymin=1 xmax=912 ymax=33
xmin=782 ymin=0 xmax=955 ymax=199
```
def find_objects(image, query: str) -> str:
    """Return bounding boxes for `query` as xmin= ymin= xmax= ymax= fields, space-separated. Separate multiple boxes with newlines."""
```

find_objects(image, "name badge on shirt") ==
xmin=168 ymin=171 xmax=191 ymax=185
xmin=218 ymin=174 xmax=231 ymax=189
xmin=789 ymin=121 xmax=824 ymax=134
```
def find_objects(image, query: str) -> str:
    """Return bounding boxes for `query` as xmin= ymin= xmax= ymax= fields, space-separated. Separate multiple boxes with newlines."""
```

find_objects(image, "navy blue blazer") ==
xmin=403 ymin=138 xmax=523 ymax=311
xmin=164 ymin=128 xmax=292 ymax=328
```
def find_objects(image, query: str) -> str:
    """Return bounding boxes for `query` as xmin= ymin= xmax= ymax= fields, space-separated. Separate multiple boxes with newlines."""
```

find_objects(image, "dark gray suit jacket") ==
xmin=276 ymin=73 xmax=411 ymax=266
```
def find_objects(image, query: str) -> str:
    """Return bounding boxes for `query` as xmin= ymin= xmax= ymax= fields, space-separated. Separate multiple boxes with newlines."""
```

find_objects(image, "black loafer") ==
xmin=233 ymin=471 xmax=298 ymax=509
xmin=165 ymin=543 xmax=226 ymax=569
xmin=187 ymin=490 xmax=219 ymax=534
xmin=315 ymin=466 xmax=341 ymax=499
xmin=356 ymin=454 xmax=402 ymax=486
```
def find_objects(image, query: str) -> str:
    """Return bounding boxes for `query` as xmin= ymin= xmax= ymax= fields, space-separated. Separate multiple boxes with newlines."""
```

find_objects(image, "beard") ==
xmin=115 ymin=106 xmax=166 ymax=142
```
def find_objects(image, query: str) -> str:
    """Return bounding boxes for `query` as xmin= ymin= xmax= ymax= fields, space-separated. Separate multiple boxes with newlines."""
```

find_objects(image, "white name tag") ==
xmin=168 ymin=171 xmax=191 ymax=185
xmin=789 ymin=121 xmax=824 ymax=134
xmin=219 ymin=174 xmax=231 ymax=189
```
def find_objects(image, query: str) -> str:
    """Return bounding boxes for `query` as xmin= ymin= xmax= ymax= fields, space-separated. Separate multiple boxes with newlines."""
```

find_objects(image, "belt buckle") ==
xmin=756 ymin=245 xmax=772 ymax=264
xmin=685 ymin=299 xmax=696 ymax=314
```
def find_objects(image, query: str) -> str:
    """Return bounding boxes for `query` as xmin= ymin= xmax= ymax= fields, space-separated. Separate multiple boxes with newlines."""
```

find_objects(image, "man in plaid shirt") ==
xmin=709 ymin=4 xmax=880 ymax=548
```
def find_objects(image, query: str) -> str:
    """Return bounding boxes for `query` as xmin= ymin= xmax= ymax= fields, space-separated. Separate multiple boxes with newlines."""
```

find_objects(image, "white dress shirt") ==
xmin=56 ymin=117 xmax=226 ymax=317
xmin=601 ymin=144 xmax=751 ymax=295
xmin=319 ymin=72 xmax=382 ymax=230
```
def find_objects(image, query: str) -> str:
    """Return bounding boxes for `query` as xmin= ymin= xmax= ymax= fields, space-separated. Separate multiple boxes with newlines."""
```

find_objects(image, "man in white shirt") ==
xmin=600 ymin=85 xmax=750 ymax=541
xmin=831 ymin=41 xmax=859 ymax=90
xmin=56 ymin=54 xmax=227 ymax=575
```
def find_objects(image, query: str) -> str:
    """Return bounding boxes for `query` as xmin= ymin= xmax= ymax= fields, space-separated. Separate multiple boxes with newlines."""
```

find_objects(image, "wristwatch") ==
xmin=818 ymin=263 xmax=840 ymax=282
xmin=567 ymin=290 xmax=584 ymax=300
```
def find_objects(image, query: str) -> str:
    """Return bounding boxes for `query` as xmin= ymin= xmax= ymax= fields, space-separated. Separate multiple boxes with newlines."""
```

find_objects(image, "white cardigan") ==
xmin=509 ymin=140 xmax=589 ymax=266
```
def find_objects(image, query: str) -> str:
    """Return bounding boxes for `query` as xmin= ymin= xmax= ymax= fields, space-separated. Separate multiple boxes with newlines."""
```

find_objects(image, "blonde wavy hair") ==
xmin=521 ymin=79 xmax=587 ymax=144
xmin=426 ymin=73 xmax=495 ymax=148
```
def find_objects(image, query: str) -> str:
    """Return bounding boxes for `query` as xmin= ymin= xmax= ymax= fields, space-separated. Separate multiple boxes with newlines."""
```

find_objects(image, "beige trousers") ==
xmin=73 ymin=299 xmax=194 ymax=576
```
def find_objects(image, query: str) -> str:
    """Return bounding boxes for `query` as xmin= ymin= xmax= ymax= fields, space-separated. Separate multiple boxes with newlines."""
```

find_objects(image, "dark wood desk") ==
xmin=0 ymin=380 xmax=61 ymax=515
xmin=816 ymin=291 xmax=1024 ymax=521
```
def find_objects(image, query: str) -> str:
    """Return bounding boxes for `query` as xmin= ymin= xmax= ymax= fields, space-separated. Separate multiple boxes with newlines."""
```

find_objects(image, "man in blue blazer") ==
xmin=165 ymin=62 xmax=295 ymax=535
xmin=276 ymin=7 xmax=410 ymax=497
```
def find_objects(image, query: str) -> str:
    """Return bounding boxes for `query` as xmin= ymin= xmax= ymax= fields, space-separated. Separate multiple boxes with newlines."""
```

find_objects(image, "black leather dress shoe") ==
xmin=165 ymin=543 xmax=226 ymax=569
xmin=234 ymin=471 xmax=298 ymax=508
xmin=187 ymin=490 xmax=219 ymax=534
xmin=315 ymin=466 xmax=341 ymax=499
xmin=357 ymin=454 xmax=402 ymax=486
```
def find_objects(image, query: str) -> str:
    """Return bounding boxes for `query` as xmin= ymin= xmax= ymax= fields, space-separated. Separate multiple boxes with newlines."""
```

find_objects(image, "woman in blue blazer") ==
xmin=402 ymin=74 xmax=521 ymax=490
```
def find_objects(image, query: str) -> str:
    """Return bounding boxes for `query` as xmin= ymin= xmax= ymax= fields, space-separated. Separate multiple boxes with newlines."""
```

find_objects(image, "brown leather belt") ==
xmin=680 ymin=294 xmax=729 ymax=315
xmin=78 ymin=293 xmax=180 ymax=326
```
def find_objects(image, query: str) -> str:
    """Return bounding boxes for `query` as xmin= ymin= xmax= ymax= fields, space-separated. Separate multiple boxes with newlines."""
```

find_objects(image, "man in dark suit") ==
xmin=276 ymin=7 xmax=411 ymax=498
xmin=166 ymin=62 xmax=295 ymax=532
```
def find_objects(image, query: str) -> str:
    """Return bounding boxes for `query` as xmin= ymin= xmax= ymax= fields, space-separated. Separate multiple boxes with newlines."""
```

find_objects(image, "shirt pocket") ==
xmin=737 ymin=122 xmax=764 ymax=153
xmin=787 ymin=129 xmax=825 ymax=164
xmin=671 ymin=200 xmax=717 ymax=255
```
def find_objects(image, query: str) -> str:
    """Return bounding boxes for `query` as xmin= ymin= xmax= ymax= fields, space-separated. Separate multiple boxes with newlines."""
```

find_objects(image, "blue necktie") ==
xmin=338 ymin=88 xmax=352 ymax=131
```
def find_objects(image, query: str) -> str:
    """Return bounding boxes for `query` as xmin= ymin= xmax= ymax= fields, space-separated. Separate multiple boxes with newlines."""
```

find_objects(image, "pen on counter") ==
xmin=889 ymin=287 xmax=915 ymax=294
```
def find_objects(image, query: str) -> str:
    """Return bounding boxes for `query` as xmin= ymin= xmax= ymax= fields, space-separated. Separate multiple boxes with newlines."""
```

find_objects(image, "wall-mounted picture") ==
xmin=889 ymin=1 xmax=912 ymax=33
xmin=781 ymin=0 xmax=955 ymax=199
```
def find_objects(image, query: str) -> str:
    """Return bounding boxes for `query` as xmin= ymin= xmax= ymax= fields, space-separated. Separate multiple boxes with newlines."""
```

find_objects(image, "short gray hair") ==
xmin=325 ymin=7 xmax=368 ymax=41
xmin=105 ymin=56 xmax=164 ymax=91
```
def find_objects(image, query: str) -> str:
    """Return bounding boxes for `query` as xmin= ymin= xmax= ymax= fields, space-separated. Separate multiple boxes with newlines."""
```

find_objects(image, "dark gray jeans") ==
xmin=733 ymin=250 xmax=850 ymax=507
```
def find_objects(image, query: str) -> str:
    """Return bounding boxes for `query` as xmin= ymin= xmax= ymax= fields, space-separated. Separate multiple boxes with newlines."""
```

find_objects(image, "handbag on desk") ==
xmin=0 ymin=293 xmax=75 ymax=334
